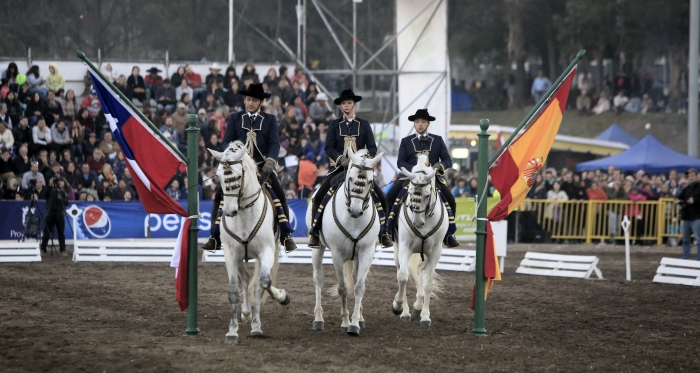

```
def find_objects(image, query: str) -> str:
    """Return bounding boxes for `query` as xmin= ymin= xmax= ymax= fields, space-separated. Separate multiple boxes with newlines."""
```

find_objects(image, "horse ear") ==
xmin=425 ymin=166 xmax=436 ymax=180
xmin=374 ymin=152 xmax=384 ymax=161
xmin=400 ymin=167 xmax=412 ymax=178
xmin=347 ymin=148 xmax=356 ymax=160
xmin=208 ymin=149 xmax=223 ymax=160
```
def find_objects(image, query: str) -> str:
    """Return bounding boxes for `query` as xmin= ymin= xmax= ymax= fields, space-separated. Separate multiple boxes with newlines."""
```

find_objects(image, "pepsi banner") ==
xmin=0 ymin=199 xmax=309 ymax=241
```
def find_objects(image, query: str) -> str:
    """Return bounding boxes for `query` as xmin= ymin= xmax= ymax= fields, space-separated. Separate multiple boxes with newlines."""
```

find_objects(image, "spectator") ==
xmin=205 ymin=63 xmax=224 ymax=88
xmin=69 ymin=120 xmax=85 ymax=160
xmin=31 ymin=117 xmax=52 ymax=156
xmin=171 ymin=103 xmax=189 ymax=136
xmin=206 ymin=132 xmax=223 ymax=153
xmin=527 ymin=175 xmax=548 ymax=199
xmin=297 ymin=152 xmax=318 ymax=199
xmin=271 ymin=78 xmax=292 ymax=105
xmin=101 ymin=63 xmax=118 ymax=83
xmin=0 ymin=148 xmax=14 ymax=182
xmin=641 ymin=94 xmax=654 ymax=115
xmin=184 ymin=65 xmax=204 ymax=105
xmin=224 ymin=79 xmax=243 ymax=110
xmin=223 ymin=66 xmax=239 ymax=90
xmin=576 ymin=90 xmax=591 ymax=115
xmin=126 ymin=66 xmax=147 ymax=104
xmin=176 ymin=79 xmax=193 ymax=105
xmin=21 ymin=161 xmax=46 ymax=190
xmin=2 ymin=62 xmax=19 ymax=84
xmin=50 ymin=119 xmax=72 ymax=154
xmin=180 ymin=93 xmax=196 ymax=114
xmin=240 ymin=63 xmax=259 ymax=84
xmin=112 ymin=150 xmax=127 ymax=180
xmin=87 ymin=148 xmax=106 ymax=173
xmin=546 ymin=180 xmax=568 ymax=226
xmin=77 ymin=163 xmax=98 ymax=189
xmin=111 ymin=179 xmax=133 ymax=200
xmin=290 ymin=81 xmax=306 ymax=105
xmin=115 ymin=75 xmax=130 ymax=97
xmin=4 ymin=177 xmax=19 ymax=200
xmin=196 ymin=108 xmax=208 ymax=130
xmin=145 ymin=67 xmax=164 ymax=96
xmin=31 ymin=177 xmax=47 ymax=200
xmin=26 ymin=65 xmax=48 ymax=100
xmin=46 ymin=64 xmax=65 ymax=92
xmin=25 ymin=92 xmax=45 ymax=127
xmin=97 ymin=179 xmax=114 ymax=201
xmin=452 ymin=178 xmax=468 ymax=197
xmin=678 ymin=168 xmax=700 ymax=259
xmin=289 ymin=66 xmax=308 ymax=91
xmin=165 ymin=179 xmax=185 ymax=200
xmin=81 ymin=89 xmax=99 ymax=109
xmin=62 ymin=89 xmax=79 ymax=119
xmin=99 ymin=131 xmax=120 ymax=161
xmin=12 ymin=146 xmax=30 ymax=175
xmin=98 ymin=162 xmax=116 ymax=184
xmin=309 ymin=93 xmax=328 ymax=123
xmin=123 ymin=190 xmax=133 ymax=201
xmin=0 ymin=121 xmax=13 ymax=152
xmin=613 ymin=90 xmax=629 ymax=114
xmin=83 ymin=131 xmax=98 ymax=158
xmin=78 ymin=107 xmax=95 ymax=134
xmin=5 ymin=91 xmax=23 ymax=126
xmin=302 ymin=135 xmax=325 ymax=167
xmin=89 ymin=99 xmax=109 ymax=137
xmin=0 ymin=103 xmax=12 ymax=130
xmin=80 ymin=178 xmax=99 ymax=200
xmin=159 ymin=116 xmax=180 ymax=145
xmin=592 ymin=92 xmax=611 ymax=115
xmin=155 ymin=78 xmax=177 ymax=114
xmin=263 ymin=68 xmax=279 ymax=86
xmin=199 ymin=92 xmax=219 ymax=113
xmin=531 ymin=70 xmax=552 ymax=104
xmin=278 ymin=65 xmax=289 ymax=83
xmin=64 ymin=162 xmax=78 ymax=188
xmin=170 ymin=66 xmax=186 ymax=88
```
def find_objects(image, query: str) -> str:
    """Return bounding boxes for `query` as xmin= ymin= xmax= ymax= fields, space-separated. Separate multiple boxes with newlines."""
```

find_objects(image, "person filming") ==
xmin=40 ymin=175 xmax=68 ymax=256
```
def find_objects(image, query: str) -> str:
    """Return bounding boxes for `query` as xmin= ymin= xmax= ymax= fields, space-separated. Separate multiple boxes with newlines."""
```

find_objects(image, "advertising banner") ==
xmin=0 ymin=199 xmax=309 ymax=241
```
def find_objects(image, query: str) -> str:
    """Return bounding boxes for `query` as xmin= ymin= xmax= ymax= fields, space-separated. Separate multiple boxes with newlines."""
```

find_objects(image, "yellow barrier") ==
xmin=519 ymin=198 xmax=682 ymax=245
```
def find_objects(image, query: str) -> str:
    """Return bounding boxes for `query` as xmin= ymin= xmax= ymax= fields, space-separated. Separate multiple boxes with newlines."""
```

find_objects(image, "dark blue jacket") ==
xmin=223 ymin=111 xmax=280 ymax=163
xmin=397 ymin=134 xmax=452 ymax=171
xmin=325 ymin=116 xmax=377 ymax=171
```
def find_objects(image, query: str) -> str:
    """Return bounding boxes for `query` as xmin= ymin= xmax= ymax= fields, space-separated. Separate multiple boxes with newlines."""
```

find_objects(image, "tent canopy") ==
xmin=595 ymin=123 xmax=639 ymax=146
xmin=576 ymin=135 xmax=700 ymax=174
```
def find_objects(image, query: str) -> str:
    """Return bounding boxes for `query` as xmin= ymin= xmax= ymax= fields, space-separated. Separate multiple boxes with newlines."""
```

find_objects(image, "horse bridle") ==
xmin=344 ymin=159 xmax=374 ymax=213
xmin=220 ymin=159 xmax=262 ymax=212
xmin=406 ymin=171 xmax=438 ymax=219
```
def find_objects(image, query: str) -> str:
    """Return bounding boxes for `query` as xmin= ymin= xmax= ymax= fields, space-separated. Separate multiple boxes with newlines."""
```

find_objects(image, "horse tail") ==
xmin=327 ymin=260 xmax=356 ymax=298
xmin=408 ymin=253 xmax=444 ymax=299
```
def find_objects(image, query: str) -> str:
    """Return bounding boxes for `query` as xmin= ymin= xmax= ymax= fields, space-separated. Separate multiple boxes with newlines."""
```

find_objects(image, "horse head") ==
xmin=400 ymin=154 xmax=436 ymax=228
xmin=209 ymin=141 xmax=258 ymax=217
xmin=345 ymin=148 xmax=384 ymax=218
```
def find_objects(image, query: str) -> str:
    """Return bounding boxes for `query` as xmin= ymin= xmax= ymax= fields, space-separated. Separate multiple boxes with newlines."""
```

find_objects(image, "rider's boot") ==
xmin=308 ymin=202 xmax=321 ymax=248
xmin=202 ymin=196 xmax=224 ymax=251
xmin=380 ymin=224 xmax=393 ymax=248
xmin=444 ymin=234 xmax=460 ymax=248
xmin=281 ymin=202 xmax=297 ymax=253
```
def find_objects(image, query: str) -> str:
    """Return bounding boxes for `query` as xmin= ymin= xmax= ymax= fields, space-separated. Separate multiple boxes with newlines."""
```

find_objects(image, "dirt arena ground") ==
xmin=0 ymin=243 xmax=698 ymax=372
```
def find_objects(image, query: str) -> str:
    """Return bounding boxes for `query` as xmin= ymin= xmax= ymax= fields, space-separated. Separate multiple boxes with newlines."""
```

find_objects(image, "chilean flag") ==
xmin=89 ymin=68 xmax=192 ymax=311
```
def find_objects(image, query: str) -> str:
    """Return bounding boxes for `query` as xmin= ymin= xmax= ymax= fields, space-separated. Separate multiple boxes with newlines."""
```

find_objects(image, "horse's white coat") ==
xmin=210 ymin=142 xmax=289 ymax=342
xmin=305 ymin=148 xmax=383 ymax=334
xmin=392 ymin=154 xmax=448 ymax=326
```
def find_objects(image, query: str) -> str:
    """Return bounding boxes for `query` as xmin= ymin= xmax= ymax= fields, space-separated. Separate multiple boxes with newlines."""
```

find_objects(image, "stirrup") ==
xmin=202 ymin=236 xmax=221 ymax=252
xmin=308 ymin=234 xmax=320 ymax=249
xmin=283 ymin=235 xmax=297 ymax=253
xmin=380 ymin=233 xmax=393 ymax=248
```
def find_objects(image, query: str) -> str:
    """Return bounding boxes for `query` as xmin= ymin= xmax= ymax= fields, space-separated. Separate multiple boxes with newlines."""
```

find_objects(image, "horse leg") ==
xmin=352 ymin=258 xmax=365 ymax=329
xmin=331 ymin=254 xmax=350 ymax=332
xmin=311 ymin=245 xmax=325 ymax=330
xmin=225 ymin=265 xmax=240 ymax=343
xmin=420 ymin=246 xmax=442 ymax=328
xmin=412 ymin=255 xmax=426 ymax=320
xmin=392 ymin=245 xmax=412 ymax=322
xmin=238 ymin=261 xmax=252 ymax=324
xmin=347 ymin=247 xmax=373 ymax=336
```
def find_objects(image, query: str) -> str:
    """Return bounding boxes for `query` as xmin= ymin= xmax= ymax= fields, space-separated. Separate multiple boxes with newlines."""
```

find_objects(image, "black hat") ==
xmin=408 ymin=108 xmax=435 ymax=122
xmin=239 ymin=83 xmax=271 ymax=99
xmin=334 ymin=89 xmax=362 ymax=105
xmin=147 ymin=67 xmax=162 ymax=74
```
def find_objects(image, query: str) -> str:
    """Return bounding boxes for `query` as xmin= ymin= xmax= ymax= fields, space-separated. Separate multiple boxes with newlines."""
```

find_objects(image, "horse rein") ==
xmin=344 ymin=159 xmax=374 ymax=212
xmin=220 ymin=160 xmax=262 ymax=212
xmin=402 ymin=175 xmax=443 ymax=261
xmin=407 ymin=172 xmax=438 ymax=219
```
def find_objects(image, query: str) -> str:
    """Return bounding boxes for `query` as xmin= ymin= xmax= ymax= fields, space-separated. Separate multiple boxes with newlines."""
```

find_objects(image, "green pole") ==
xmin=488 ymin=49 xmax=587 ymax=168
xmin=472 ymin=119 xmax=491 ymax=337
xmin=184 ymin=114 xmax=201 ymax=336
xmin=74 ymin=50 xmax=187 ymax=163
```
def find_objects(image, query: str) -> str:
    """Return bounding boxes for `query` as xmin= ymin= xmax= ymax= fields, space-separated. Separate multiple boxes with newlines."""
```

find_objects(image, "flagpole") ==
xmin=472 ymin=119 xmax=490 ymax=337
xmin=75 ymin=50 xmax=188 ymax=163
xmin=487 ymin=49 xmax=586 ymax=168
xmin=184 ymin=114 xmax=201 ymax=336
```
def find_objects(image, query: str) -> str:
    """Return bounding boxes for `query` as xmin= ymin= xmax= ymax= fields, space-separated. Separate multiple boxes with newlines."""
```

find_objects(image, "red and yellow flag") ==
xmin=472 ymin=68 xmax=576 ymax=309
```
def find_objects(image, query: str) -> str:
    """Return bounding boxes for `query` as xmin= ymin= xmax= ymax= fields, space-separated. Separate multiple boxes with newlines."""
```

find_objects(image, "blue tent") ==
xmin=576 ymin=135 xmax=700 ymax=174
xmin=595 ymin=123 xmax=639 ymax=146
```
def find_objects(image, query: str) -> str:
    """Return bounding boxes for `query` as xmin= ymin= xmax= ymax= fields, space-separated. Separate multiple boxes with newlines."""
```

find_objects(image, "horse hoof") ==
xmin=390 ymin=305 xmax=402 ymax=315
xmin=347 ymin=325 xmax=360 ymax=336
xmin=358 ymin=321 xmax=366 ymax=329
xmin=250 ymin=331 xmax=263 ymax=336
xmin=312 ymin=321 xmax=324 ymax=331
xmin=280 ymin=292 xmax=291 ymax=305
xmin=400 ymin=315 xmax=411 ymax=323
xmin=420 ymin=320 xmax=432 ymax=328
xmin=411 ymin=308 xmax=422 ymax=319
xmin=225 ymin=335 xmax=238 ymax=344
xmin=340 ymin=326 xmax=348 ymax=333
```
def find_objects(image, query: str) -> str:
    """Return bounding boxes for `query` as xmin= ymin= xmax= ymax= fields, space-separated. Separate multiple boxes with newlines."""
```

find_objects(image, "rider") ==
xmin=308 ymin=89 xmax=390 ymax=248
xmin=383 ymin=108 xmax=460 ymax=248
xmin=202 ymin=83 xmax=297 ymax=253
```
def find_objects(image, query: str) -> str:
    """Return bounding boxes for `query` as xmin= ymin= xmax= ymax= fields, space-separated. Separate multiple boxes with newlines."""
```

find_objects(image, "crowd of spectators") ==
xmin=0 ymin=61 xmax=336 ymax=203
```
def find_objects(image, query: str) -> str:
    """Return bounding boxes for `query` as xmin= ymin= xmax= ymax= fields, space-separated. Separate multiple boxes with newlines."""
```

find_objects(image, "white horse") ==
xmin=305 ymin=148 xmax=383 ymax=336
xmin=209 ymin=141 xmax=290 ymax=344
xmin=390 ymin=154 xmax=448 ymax=327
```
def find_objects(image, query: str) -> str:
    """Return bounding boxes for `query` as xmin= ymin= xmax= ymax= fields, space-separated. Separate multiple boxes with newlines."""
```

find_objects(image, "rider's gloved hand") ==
xmin=261 ymin=158 xmax=277 ymax=182
xmin=432 ymin=162 xmax=445 ymax=173
xmin=339 ymin=157 xmax=350 ymax=168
